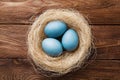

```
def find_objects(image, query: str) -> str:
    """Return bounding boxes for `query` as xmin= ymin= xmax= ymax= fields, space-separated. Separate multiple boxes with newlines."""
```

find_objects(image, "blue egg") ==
xmin=62 ymin=29 xmax=79 ymax=51
xmin=44 ymin=20 xmax=67 ymax=38
xmin=42 ymin=38 xmax=63 ymax=57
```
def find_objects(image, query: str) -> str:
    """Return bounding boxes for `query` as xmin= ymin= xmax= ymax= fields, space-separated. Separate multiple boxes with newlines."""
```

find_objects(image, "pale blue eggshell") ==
xmin=44 ymin=20 xmax=67 ymax=38
xmin=42 ymin=38 xmax=63 ymax=57
xmin=62 ymin=29 xmax=79 ymax=51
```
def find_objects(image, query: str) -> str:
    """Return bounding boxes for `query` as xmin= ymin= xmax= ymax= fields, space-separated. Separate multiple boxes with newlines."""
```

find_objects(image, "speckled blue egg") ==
xmin=62 ymin=29 xmax=79 ymax=51
xmin=44 ymin=20 xmax=67 ymax=38
xmin=42 ymin=38 xmax=63 ymax=57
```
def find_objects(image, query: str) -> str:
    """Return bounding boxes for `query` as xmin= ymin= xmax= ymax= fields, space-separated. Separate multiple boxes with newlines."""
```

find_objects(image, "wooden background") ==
xmin=0 ymin=0 xmax=120 ymax=80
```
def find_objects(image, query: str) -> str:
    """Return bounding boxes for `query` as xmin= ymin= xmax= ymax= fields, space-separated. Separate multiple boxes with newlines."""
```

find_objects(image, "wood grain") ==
xmin=0 ymin=25 xmax=120 ymax=59
xmin=0 ymin=25 xmax=28 ymax=58
xmin=0 ymin=0 xmax=120 ymax=24
xmin=0 ymin=0 xmax=27 ymax=2
xmin=0 ymin=59 xmax=120 ymax=80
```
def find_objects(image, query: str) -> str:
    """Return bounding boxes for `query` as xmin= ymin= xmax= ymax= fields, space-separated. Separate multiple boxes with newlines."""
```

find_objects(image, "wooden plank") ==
xmin=93 ymin=25 xmax=120 ymax=59
xmin=0 ymin=59 xmax=120 ymax=80
xmin=0 ymin=25 xmax=120 ymax=59
xmin=0 ymin=0 xmax=120 ymax=24
xmin=0 ymin=25 xmax=28 ymax=58
xmin=0 ymin=0 xmax=26 ymax=2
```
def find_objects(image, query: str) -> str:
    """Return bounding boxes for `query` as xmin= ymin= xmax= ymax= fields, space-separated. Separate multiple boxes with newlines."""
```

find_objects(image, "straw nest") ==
xmin=27 ymin=9 xmax=92 ymax=77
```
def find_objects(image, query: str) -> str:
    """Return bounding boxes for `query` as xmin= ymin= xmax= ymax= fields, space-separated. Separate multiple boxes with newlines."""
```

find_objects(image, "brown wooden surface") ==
xmin=0 ymin=0 xmax=27 ymax=2
xmin=0 ymin=0 xmax=120 ymax=24
xmin=0 ymin=59 xmax=120 ymax=80
xmin=0 ymin=0 xmax=120 ymax=80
